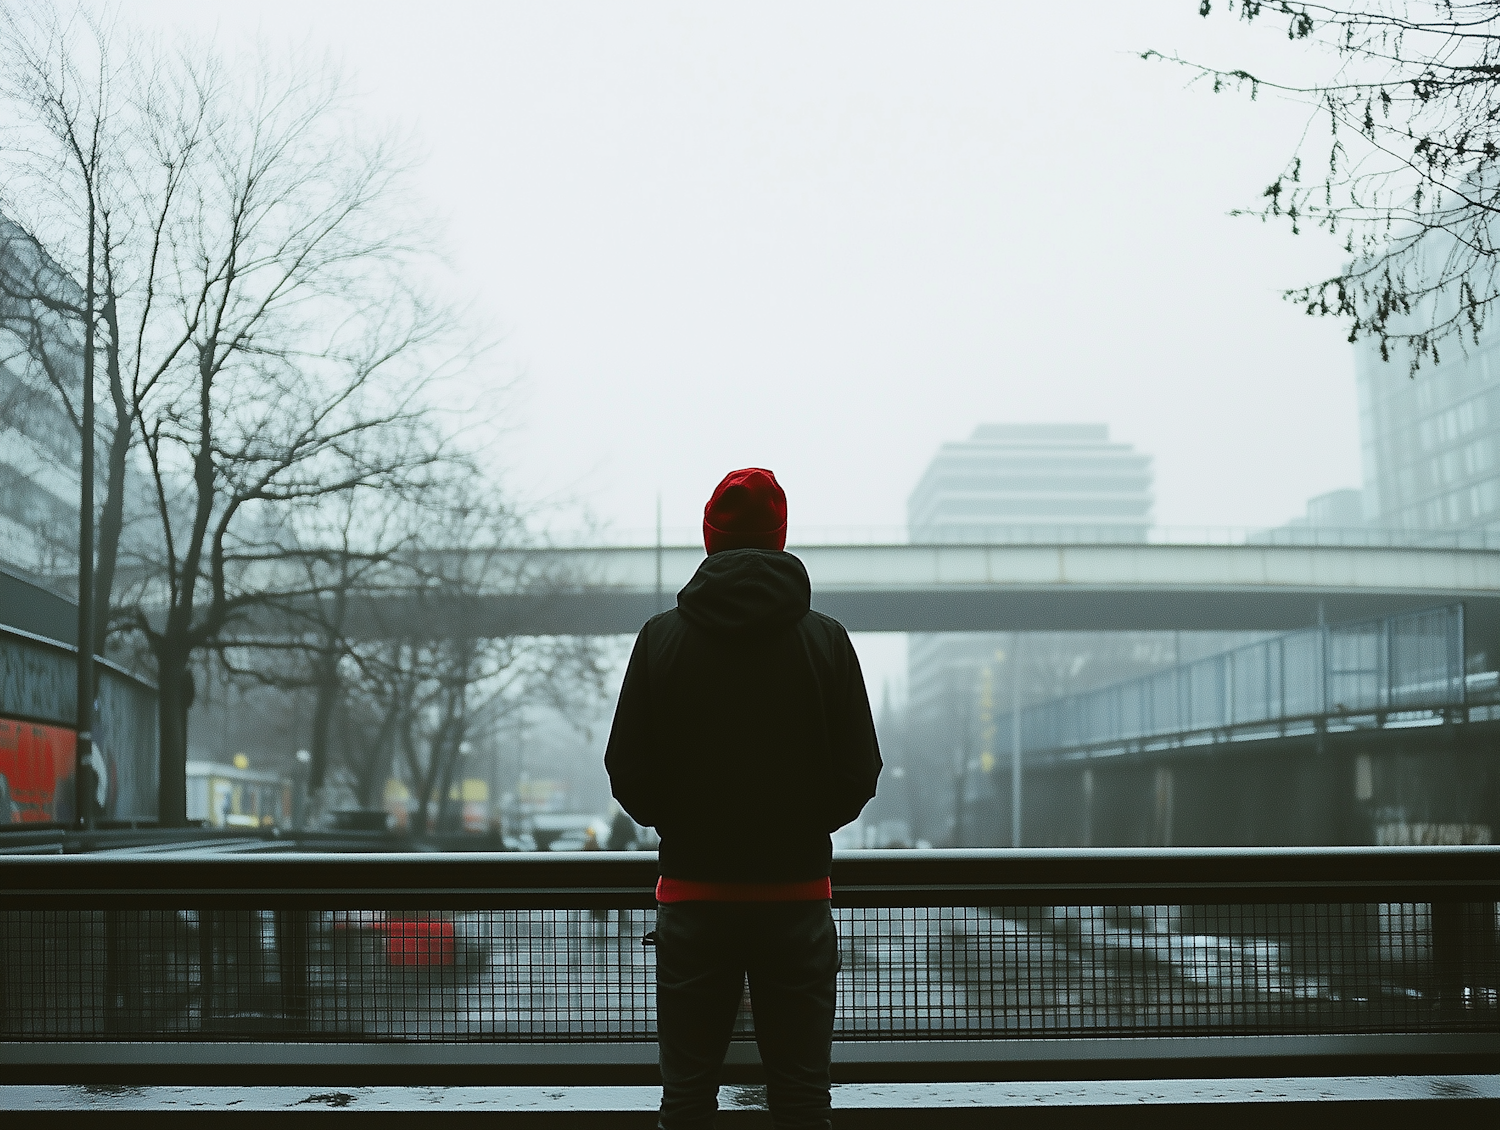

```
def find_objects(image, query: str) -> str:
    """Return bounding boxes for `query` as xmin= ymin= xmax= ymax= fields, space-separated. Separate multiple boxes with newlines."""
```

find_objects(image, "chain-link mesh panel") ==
xmin=1 ymin=902 xmax=1495 ymax=1042
xmin=836 ymin=903 xmax=1497 ymax=1038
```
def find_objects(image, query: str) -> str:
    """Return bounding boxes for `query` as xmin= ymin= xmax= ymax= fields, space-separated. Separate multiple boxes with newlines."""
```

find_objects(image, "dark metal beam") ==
xmin=2 ymin=847 xmax=1496 ymax=908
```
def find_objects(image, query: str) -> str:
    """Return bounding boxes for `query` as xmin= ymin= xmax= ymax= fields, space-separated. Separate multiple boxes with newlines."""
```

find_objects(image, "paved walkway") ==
xmin=6 ymin=1077 xmax=1499 ymax=1125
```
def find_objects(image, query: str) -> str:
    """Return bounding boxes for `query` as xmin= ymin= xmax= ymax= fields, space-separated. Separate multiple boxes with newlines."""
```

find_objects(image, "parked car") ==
xmin=327 ymin=910 xmax=490 ymax=977
xmin=532 ymin=813 xmax=610 ymax=851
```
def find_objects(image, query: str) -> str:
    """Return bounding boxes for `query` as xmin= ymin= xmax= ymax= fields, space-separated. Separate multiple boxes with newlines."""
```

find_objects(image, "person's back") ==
xmin=609 ymin=546 xmax=876 ymax=883
xmin=606 ymin=468 xmax=881 ymax=1130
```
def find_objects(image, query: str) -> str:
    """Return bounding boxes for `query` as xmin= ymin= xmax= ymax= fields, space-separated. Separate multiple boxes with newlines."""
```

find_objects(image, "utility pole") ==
xmin=1011 ymin=632 xmax=1022 ymax=849
xmin=951 ymin=742 xmax=966 ymax=846
xmin=75 ymin=194 xmax=97 ymax=830
xmin=948 ymin=672 xmax=966 ymax=846
xmin=654 ymin=493 xmax=664 ymax=613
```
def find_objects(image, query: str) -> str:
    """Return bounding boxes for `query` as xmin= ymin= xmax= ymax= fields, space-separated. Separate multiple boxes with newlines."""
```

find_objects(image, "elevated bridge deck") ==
xmin=16 ymin=541 xmax=1499 ymax=640
xmin=341 ymin=542 xmax=1500 ymax=637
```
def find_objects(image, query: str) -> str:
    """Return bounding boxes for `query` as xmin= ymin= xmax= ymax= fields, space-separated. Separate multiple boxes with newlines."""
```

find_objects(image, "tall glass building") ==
xmin=1356 ymin=331 xmax=1500 ymax=536
xmin=0 ymin=217 xmax=83 ymax=580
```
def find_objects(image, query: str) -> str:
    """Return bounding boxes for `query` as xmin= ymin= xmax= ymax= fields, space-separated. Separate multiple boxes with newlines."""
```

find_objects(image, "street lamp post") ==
xmin=293 ymin=749 xmax=312 ymax=829
xmin=1011 ymin=632 xmax=1023 ymax=849
xmin=74 ymin=206 xmax=97 ymax=830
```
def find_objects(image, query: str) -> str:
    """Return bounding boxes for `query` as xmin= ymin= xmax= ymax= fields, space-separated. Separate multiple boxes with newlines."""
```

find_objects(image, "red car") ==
xmin=329 ymin=910 xmax=486 ymax=974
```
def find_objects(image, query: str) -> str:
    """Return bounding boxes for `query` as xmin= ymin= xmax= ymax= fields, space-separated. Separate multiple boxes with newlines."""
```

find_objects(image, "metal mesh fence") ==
xmin=2 ymin=901 xmax=1495 ymax=1042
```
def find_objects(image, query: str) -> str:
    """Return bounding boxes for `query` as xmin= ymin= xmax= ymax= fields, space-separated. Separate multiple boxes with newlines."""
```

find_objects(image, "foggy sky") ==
xmin=105 ymin=1 xmax=1360 ymax=544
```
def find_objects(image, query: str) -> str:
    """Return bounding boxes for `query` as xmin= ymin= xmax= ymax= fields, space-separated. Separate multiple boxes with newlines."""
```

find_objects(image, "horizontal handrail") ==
xmin=2 ymin=847 xmax=1497 ymax=909
xmin=529 ymin=524 xmax=1500 ymax=550
xmin=3 ymin=845 xmax=1494 ymax=1075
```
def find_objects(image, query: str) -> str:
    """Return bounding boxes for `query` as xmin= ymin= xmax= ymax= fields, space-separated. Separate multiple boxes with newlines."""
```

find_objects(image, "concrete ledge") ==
xmin=1 ymin=1078 xmax=1498 ymax=1126
xmin=6 ymin=1034 xmax=1499 ymax=1086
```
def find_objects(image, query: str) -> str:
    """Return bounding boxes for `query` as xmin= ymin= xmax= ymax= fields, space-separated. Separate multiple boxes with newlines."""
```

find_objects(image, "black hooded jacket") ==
xmin=605 ymin=548 xmax=881 ymax=882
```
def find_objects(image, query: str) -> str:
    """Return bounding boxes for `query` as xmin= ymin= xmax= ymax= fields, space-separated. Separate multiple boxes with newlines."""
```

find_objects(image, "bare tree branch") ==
xmin=1154 ymin=2 xmax=1500 ymax=369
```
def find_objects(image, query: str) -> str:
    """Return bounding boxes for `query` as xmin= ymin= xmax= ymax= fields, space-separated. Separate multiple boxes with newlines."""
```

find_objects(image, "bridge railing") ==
xmin=1015 ymin=605 xmax=1472 ymax=762
xmin=0 ymin=848 xmax=1496 ymax=1082
xmin=537 ymin=523 xmax=1500 ymax=549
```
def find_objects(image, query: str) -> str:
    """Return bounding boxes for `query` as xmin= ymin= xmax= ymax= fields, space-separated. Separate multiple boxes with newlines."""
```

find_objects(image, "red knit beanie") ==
xmin=703 ymin=468 xmax=787 ymax=554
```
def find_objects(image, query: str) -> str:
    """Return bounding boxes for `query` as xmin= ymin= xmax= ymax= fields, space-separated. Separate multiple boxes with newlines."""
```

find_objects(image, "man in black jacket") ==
xmin=606 ymin=467 xmax=882 ymax=1130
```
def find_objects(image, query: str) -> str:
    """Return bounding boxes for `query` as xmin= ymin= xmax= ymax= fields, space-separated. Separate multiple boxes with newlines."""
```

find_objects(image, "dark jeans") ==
xmin=655 ymin=900 xmax=838 ymax=1130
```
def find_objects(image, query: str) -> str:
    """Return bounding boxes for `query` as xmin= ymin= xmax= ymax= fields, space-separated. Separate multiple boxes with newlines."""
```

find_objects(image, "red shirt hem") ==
xmin=655 ymin=876 xmax=832 ymax=902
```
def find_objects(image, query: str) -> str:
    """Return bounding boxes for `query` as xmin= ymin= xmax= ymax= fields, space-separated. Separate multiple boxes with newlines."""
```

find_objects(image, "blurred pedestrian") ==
xmin=607 ymin=806 xmax=639 ymax=850
xmin=76 ymin=758 xmax=99 ymax=827
xmin=606 ymin=467 xmax=881 ymax=1130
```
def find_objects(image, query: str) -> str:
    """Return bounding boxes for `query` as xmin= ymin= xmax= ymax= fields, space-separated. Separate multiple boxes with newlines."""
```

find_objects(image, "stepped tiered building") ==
xmin=903 ymin=423 xmax=1157 ymax=845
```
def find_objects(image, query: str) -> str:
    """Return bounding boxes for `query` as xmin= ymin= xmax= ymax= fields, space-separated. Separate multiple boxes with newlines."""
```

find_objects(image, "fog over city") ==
xmin=84 ymin=2 xmax=1365 ymax=719
xmin=3 ymin=2 xmax=1495 ymax=848
xmin=111 ymin=1 xmax=1359 ymax=535
xmin=2 ymin=8 xmax=1498 ymax=1119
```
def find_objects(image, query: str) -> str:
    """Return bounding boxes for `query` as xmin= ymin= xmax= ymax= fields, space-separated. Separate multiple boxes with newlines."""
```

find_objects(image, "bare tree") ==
xmin=212 ymin=490 xmax=419 ymax=815
xmin=1149 ymin=2 xmax=1500 ymax=368
xmin=210 ymin=470 xmax=616 ymax=832
xmin=336 ymin=491 xmax=615 ymax=835
xmin=2 ymin=5 xmax=470 ymax=823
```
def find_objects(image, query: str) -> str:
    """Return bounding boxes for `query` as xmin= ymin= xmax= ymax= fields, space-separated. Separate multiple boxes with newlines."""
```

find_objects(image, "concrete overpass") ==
xmin=338 ymin=541 xmax=1500 ymax=640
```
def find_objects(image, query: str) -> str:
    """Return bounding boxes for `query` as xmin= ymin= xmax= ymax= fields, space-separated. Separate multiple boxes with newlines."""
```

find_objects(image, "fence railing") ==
xmin=1013 ymin=606 xmax=1470 ymax=761
xmin=0 ymin=847 xmax=1496 ymax=1081
xmin=533 ymin=524 xmax=1500 ymax=550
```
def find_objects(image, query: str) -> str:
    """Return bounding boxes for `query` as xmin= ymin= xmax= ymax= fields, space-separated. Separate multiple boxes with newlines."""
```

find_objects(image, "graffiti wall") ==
xmin=0 ymin=624 xmax=158 ymax=823
xmin=0 ymin=718 xmax=77 ymax=823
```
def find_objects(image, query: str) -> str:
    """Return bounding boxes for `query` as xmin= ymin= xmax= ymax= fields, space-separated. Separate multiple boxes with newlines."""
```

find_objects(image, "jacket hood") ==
xmin=676 ymin=549 xmax=811 ymax=636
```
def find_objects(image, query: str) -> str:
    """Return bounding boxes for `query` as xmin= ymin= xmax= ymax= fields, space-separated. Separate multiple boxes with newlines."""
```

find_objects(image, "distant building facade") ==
xmin=903 ymin=424 xmax=1160 ymax=846
xmin=1304 ymin=487 xmax=1367 ymax=529
xmin=907 ymin=423 xmax=1153 ymax=543
xmin=1356 ymin=332 xmax=1500 ymax=534
xmin=906 ymin=423 xmax=1153 ymax=733
xmin=0 ymin=216 xmax=83 ymax=580
xmin=1257 ymin=487 xmax=1368 ymax=544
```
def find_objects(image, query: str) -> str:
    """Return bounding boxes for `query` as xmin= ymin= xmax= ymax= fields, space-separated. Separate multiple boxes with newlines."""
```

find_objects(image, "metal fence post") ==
xmin=1011 ymin=631 xmax=1022 ymax=850
xmin=1382 ymin=615 xmax=1392 ymax=713
xmin=1430 ymin=901 xmax=1463 ymax=1019
xmin=198 ymin=910 xmax=214 ymax=1031
xmin=1224 ymin=652 xmax=1234 ymax=728
xmin=1276 ymin=636 xmax=1285 ymax=730
xmin=0 ymin=912 xmax=8 ymax=1036
xmin=277 ymin=910 xmax=310 ymax=1031
xmin=103 ymin=910 xmax=121 ymax=1034
xmin=1455 ymin=603 xmax=1467 ymax=707
xmin=1318 ymin=601 xmax=1329 ymax=717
